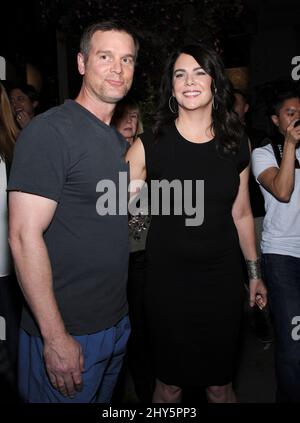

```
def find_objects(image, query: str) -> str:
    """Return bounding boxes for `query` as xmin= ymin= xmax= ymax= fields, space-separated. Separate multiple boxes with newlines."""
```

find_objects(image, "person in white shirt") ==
xmin=252 ymin=86 xmax=300 ymax=402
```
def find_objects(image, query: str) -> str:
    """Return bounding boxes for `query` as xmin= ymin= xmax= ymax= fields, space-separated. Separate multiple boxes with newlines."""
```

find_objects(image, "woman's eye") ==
xmin=175 ymin=73 xmax=184 ymax=78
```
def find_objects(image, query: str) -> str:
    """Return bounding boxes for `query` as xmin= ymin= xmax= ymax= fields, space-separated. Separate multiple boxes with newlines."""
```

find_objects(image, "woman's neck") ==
xmin=176 ymin=108 xmax=213 ymax=143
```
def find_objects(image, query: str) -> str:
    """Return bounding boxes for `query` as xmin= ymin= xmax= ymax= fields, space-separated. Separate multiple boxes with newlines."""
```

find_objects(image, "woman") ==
xmin=112 ymin=99 xmax=153 ymax=401
xmin=126 ymin=44 xmax=267 ymax=403
xmin=111 ymin=97 xmax=142 ymax=146
xmin=0 ymin=82 xmax=20 ymax=399
xmin=252 ymin=87 xmax=300 ymax=402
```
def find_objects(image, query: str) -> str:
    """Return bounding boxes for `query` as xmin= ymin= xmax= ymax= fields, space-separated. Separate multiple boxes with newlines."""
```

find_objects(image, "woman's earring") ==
xmin=169 ymin=96 xmax=178 ymax=114
xmin=212 ymin=94 xmax=218 ymax=110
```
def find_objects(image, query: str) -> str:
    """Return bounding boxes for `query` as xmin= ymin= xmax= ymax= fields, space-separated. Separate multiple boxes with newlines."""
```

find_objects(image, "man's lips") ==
xmin=106 ymin=79 xmax=124 ymax=87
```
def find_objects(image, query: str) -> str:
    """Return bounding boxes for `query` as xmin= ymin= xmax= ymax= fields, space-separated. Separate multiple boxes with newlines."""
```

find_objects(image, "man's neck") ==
xmin=75 ymin=87 xmax=116 ymax=125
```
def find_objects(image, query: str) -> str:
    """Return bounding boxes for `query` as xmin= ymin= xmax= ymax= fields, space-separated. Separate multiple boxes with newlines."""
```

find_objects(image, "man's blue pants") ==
xmin=18 ymin=315 xmax=130 ymax=403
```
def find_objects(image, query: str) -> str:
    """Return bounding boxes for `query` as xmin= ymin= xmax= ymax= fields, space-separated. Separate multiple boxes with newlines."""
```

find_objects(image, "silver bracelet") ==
xmin=246 ymin=259 xmax=261 ymax=280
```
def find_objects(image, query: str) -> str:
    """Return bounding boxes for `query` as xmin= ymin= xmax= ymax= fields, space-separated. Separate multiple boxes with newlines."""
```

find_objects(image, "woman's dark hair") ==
xmin=153 ymin=44 xmax=244 ymax=153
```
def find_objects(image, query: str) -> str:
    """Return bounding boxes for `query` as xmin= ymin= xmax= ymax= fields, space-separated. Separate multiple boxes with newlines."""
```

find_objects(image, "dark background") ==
xmin=1 ymin=0 xmax=300 ymax=129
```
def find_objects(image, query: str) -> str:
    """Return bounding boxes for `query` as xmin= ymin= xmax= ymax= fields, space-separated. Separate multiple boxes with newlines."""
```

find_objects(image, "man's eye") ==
xmin=100 ymin=55 xmax=110 ymax=61
xmin=122 ymin=57 xmax=133 ymax=65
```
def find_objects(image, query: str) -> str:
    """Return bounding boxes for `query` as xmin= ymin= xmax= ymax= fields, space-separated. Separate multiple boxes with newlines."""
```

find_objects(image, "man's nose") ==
xmin=11 ymin=98 xmax=21 ymax=109
xmin=110 ymin=59 xmax=122 ymax=74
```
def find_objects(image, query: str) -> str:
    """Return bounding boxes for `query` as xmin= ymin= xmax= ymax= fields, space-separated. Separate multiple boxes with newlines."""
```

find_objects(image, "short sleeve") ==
xmin=139 ymin=129 xmax=155 ymax=157
xmin=7 ymin=115 xmax=70 ymax=202
xmin=236 ymin=134 xmax=250 ymax=174
xmin=251 ymin=144 xmax=278 ymax=183
xmin=139 ymin=128 xmax=155 ymax=178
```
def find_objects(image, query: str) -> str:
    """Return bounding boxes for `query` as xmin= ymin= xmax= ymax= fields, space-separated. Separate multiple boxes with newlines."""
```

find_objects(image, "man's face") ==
xmin=272 ymin=97 xmax=300 ymax=135
xmin=78 ymin=30 xmax=136 ymax=104
xmin=233 ymin=93 xmax=249 ymax=124
xmin=9 ymin=88 xmax=36 ymax=118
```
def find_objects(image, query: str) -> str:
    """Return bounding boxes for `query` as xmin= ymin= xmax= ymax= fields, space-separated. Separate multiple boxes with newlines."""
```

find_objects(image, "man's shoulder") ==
xmin=24 ymin=101 xmax=84 ymax=143
xmin=252 ymin=141 xmax=273 ymax=157
xmin=36 ymin=100 xmax=75 ymax=127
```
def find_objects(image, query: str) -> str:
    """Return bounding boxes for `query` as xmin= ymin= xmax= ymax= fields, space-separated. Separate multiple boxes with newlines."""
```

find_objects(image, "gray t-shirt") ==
xmin=8 ymin=100 xmax=129 ymax=335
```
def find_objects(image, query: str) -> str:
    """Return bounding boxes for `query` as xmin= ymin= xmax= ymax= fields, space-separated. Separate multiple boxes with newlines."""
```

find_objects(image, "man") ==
xmin=9 ymin=83 xmax=39 ymax=129
xmin=8 ymin=21 xmax=138 ymax=403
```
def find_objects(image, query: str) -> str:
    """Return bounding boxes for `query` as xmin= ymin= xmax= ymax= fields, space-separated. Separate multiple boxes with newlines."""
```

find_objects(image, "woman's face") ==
xmin=172 ymin=53 xmax=213 ymax=112
xmin=116 ymin=106 xmax=139 ymax=141
xmin=272 ymin=97 xmax=300 ymax=135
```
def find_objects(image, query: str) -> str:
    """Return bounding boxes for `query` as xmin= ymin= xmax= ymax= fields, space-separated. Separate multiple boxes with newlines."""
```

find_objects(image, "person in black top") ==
xmin=126 ymin=44 xmax=267 ymax=403
xmin=8 ymin=21 xmax=138 ymax=403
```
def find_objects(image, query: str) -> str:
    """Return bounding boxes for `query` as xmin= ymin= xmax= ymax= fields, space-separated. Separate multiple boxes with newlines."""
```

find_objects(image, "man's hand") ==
xmin=16 ymin=110 xmax=31 ymax=128
xmin=44 ymin=333 xmax=84 ymax=399
xmin=249 ymin=278 xmax=267 ymax=309
xmin=285 ymin=118 xmax=300 ymax=146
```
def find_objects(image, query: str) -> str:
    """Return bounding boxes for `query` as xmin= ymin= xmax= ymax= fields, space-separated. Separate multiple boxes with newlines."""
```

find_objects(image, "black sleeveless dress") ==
xmin=140 ymin=122 xmax=249 ymax=387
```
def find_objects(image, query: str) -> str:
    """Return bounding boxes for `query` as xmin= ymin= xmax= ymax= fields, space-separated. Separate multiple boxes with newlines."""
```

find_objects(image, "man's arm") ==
xmin=9 ymin=192 xmax=83 ymax=398
xmin=257 ymin=121 xmax=300 ymax=202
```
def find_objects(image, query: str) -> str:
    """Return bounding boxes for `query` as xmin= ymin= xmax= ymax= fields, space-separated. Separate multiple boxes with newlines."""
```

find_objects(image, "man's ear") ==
xmin=33 ymin=100 xmax=39 ymax=110
xmin=244 ymin=103 xmax=250 ymax=114
xmin=77 ymin=53 xmax=86 ymax=75
xmin=271 ymin=114 xmax=279 ymax=127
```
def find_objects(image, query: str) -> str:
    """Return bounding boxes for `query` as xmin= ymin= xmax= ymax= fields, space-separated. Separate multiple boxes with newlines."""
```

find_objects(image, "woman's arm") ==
xmin=125 ymin=138 xmax=147 ymax=197
xmin=232 ymin=164 xmax=267 ymax=309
